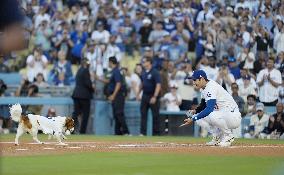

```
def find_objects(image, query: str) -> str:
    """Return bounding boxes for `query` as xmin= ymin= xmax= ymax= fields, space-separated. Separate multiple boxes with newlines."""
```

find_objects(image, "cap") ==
xmin=256 ymin=102 xmax=265 ymax=111
xmin=276 ymin=15 xmax=283 ymax=22
xmin=190 ymin=70 xmax=207 ymax=81
xmin=226 ymin=7 xmax=233 ymax=12
xmin=169 ymin=81 xmax=178 ymax=89
xmin=142 ymin=18 xmax=152 ymax=24
xmin=144 ymin=46 xmax=152 ymax=51
xmin=97 ymin=21 xmax=103 ymax=26
xmin=163 ymin=32 xmax=170 ymax=37
xmin=228 ymin=57 xmax=236 ymax=62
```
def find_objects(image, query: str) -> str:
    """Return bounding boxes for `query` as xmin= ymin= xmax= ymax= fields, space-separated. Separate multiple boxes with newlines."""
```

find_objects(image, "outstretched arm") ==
xmin=192 ymin=99 xmax=216 ymax=121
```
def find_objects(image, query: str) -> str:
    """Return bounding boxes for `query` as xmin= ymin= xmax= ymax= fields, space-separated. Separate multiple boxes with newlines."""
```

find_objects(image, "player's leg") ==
xmin=206 ymin=111 xmax=235 ymax=146
xmin=196 ymin=118 xmax=221 ymax=146
xmin=223 ymin=111 xmax=242 ymax=130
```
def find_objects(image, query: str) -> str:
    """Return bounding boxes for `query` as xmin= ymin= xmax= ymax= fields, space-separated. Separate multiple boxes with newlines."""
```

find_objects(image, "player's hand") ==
xmin=179 ymin=118 xmax=193 ymax=127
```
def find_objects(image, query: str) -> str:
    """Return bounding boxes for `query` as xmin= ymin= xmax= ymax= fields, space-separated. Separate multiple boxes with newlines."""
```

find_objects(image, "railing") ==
xmin=0 ymin=97 xmax=277 ymax=136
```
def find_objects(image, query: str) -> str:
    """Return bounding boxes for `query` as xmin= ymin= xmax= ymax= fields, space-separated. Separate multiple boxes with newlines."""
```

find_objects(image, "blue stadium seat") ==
xmin=0 ymin=73 xmax=22 ymax=85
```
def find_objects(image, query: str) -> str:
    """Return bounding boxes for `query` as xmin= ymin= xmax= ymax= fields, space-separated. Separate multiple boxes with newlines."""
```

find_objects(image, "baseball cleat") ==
xmin=206 ymin=136 xmax=221 ymax=146
xmin=218 ymin=135 xmax=235 ymax=147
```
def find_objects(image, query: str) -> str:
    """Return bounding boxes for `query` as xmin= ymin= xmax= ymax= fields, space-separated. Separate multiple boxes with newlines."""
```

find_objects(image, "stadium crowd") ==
xmin=0 ymin=0 xmax=284 ymax=138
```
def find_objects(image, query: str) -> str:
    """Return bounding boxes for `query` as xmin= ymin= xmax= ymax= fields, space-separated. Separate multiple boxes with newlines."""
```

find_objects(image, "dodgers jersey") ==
xmin=201 ymin=80 xmax=238 ymax=111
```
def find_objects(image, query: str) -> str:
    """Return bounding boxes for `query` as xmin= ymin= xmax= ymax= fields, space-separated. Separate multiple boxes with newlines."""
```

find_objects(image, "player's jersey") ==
xmin=201 ymin=80 xmax=238 ymax=112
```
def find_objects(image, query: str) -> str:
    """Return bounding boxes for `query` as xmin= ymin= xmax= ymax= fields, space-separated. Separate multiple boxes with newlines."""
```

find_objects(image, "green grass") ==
xmin=1 ymin=152 xmax=284 ymax=175
xmin=1 ymin=134 xmax=284 ymax=175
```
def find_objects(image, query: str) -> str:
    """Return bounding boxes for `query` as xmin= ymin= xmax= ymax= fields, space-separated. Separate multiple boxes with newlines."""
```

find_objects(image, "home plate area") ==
xmin=1 ymin=141 xmax=284 ymax=157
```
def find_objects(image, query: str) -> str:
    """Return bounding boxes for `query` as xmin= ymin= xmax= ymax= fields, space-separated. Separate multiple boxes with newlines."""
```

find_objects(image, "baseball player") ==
xmin=181 ymin=70 xmax=242 ymax=147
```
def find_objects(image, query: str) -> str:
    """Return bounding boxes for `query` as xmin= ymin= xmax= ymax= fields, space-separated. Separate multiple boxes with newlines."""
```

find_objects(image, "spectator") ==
xmin=119 ymin=15 xmax=136 ymax=56
xmin=103 ymin=34 xmax=122 ymax=69
xmin=108 ymin=10 xmax=123 ymax=34
xmin=91 ymin=21 xmax=110 ymax=44
xmin=231 ymin=83 xmax=245 ymax=116
xmin=258 ymin=8 xmax=273 ymax=34
xmin=237 ymin=44 xmax=255 ymax=71
xmin=257 ymin=57 xmax=282 ymax=106
xmin=215 ymin=29 xmax=232 ymax=63
xmin=72 ymin=58 xmax=95 ymax=134
xmin=25 ymin=84 xmax=43 ymax=114
xmin=162 ymin=81 xmax=182 ymax=112
xmin=34 ymin=20 xmax=52 ymax=53
xmin=34 ymin=6 xmax=50 ymax=29
xmin=274 ymin=27 xmax=284 ymax=55
xmin=167 ymin=36 xmax=186 ymax=65
xmin=139 ymin=18 xmax=152 ymax=48
xmin=85 ymin=41 xmax=104 ymax=78
xmin=266 ymin=103 xmax=284 ymax=139
xmin=231 ymin=82 xmax=245 ymax=138
xmin=196 ymin=2 xmax=214 ymax=24
xmin=54 ymin=28 xmax=73 ymax=57
xmin=228 ymin=57 xmax=241 ymax=80
xmin=15 ymin=77 xmax=31 ymax=97
xmin=34 ymin=73 xmax=48 ymax=87
xmin=159 ymin=59 xmax=170 ymax=97
xmin=26 ymin=46 xmax=48 ymax=82
xmin=202 ymin=33 xmax=216 ymax=58
xmin=174 ymin=59 xmax=198 ymax=110
xmin=139 ymin=57 xmax=161 ymax=136
xmin=237 ymin=75 xmax=257 ymax=103
xmin=244 ymin=102 xmax=269 ymax=139
xmin=129 ymin=64 xmax=142 ymax=100
xmin=198 ymin=56 xmax=219 ymax=81
xmin=253 ymin=51 xmax=266 ymax=74
xmin=70 ymin=22 xmax=89 ymax=64
xmin=254 ymin=26 xmax=270 ymax=55
xmin=170 ymin=21 xmax=190 ymax=51
xmin=275 ymin=51 xmax=284 ymax=73
xmin=148 ymin=21 xmax=168 ymax=53
xmin=46 ymin=107 xmax=56 ymax=118
xmin=0 ymin=57 xmax=9 ymax=73
xmin=216 ymin=63 xmax=235 ymax=93
xmin=50 ymin=50 xmax=73 ymax=86
xmin=244 ymin=94 xmax=257 ymax=117
xmin=0 ymin=79 xmax=9 ymax=134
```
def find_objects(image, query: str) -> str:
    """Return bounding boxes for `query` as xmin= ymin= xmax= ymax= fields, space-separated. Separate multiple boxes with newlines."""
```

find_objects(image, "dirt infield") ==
xmin=1 ymin=140 xmax=284 ymax=157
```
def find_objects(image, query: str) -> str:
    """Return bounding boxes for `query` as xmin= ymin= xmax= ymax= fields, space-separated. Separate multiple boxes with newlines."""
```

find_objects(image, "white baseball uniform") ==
xmin=195 ymin=80 xmax=242 ymax=137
